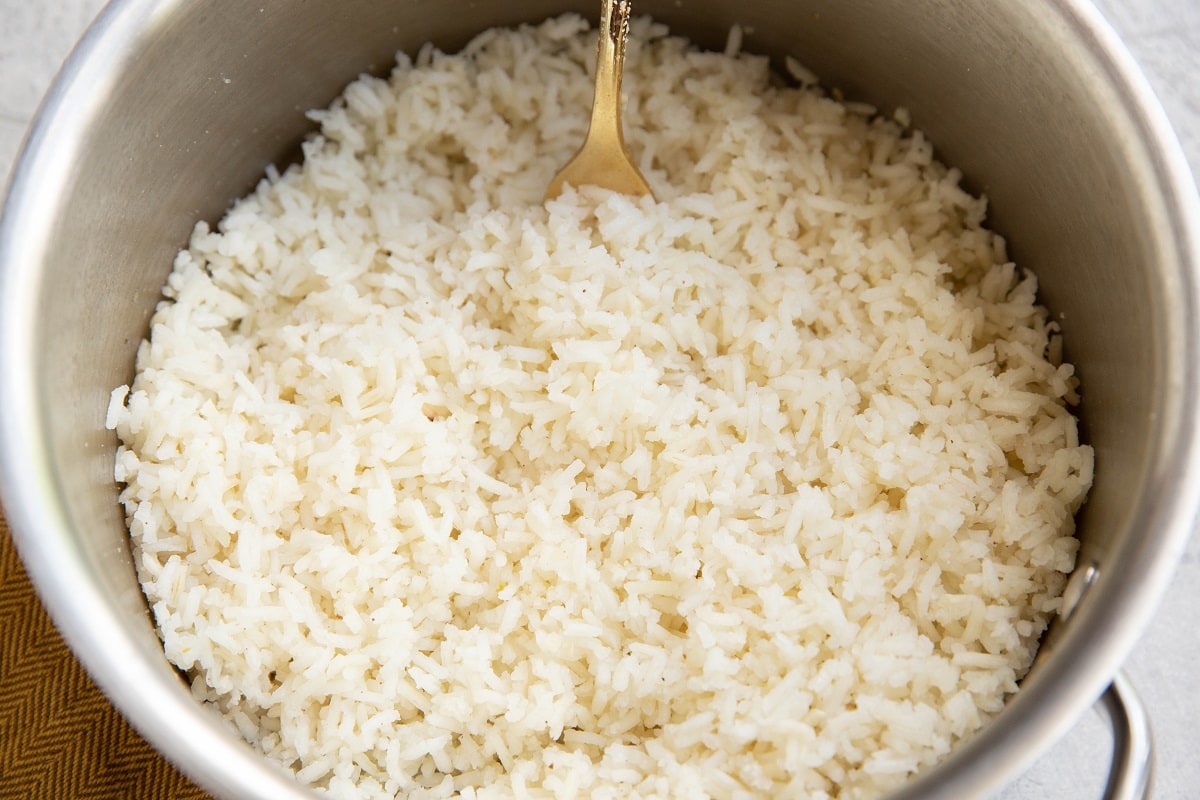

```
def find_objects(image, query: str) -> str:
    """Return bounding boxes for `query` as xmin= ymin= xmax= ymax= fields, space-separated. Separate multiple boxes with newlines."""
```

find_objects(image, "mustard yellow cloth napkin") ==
xmin=0 ymin=515 xmax=210 ymax=799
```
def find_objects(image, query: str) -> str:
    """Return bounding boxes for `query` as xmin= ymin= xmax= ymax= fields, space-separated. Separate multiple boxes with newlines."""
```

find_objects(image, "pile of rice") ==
xmin=106 ymin=14 xmax=1093 ymax=800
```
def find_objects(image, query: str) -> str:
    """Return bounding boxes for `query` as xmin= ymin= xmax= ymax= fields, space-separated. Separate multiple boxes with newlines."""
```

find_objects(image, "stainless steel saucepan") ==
xmin=2 ymin=1 xmax=1198 ymax=798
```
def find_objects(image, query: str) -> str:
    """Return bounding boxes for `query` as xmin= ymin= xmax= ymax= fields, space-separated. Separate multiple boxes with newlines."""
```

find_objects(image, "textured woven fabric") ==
xmin=0 ymin=514 xmax=211 ymax=800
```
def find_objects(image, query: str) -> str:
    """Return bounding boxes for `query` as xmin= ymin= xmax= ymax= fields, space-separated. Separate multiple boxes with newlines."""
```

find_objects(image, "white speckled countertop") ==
xmin=2 ymin=1 xmax=1198 ymax=797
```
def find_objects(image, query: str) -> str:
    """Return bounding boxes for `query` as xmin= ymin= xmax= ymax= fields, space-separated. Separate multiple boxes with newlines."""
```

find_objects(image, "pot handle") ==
xmin=1099 ymin=671 xmax=1153 ymax=800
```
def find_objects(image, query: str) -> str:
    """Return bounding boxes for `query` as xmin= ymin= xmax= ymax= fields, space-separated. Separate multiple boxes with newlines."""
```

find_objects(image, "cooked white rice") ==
xmin=106 ymin=14 xmax=1093 ymax=800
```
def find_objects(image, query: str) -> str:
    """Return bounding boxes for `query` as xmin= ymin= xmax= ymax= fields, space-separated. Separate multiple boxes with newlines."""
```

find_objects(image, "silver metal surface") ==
xmin=1100 ymin=673 xmax=1154 ymax=800
xmin=1 ymin=1 xmax=1198 ymax=799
